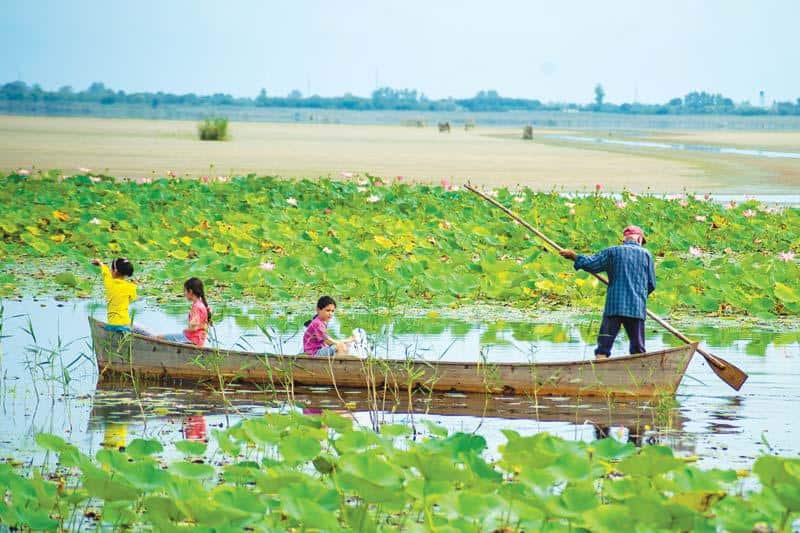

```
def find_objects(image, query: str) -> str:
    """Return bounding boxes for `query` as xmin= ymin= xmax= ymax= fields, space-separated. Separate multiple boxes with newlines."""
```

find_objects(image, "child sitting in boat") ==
xmin=91 ymin=257 xmax=151 ymax=335
xmin=303 ymin=296 xmax=354 ymax=356
xmin=159 ymin=278 xmax=212 ymax=347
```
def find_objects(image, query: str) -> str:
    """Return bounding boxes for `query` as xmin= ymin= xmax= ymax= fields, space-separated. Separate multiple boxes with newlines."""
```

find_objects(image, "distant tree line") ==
xmin=2 ymin=81 xmax=800 ymax=116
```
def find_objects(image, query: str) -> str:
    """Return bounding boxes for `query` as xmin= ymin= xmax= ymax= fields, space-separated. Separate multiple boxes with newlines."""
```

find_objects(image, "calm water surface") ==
xmin=1 ymin=297 xmax=798 ymax=470
xmin=547 ymin=134 xmax=800 ymax=159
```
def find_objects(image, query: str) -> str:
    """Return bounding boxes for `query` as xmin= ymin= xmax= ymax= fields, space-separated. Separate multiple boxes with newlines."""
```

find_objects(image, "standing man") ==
xmin=559 ymin=226 xmax=655 ymax=358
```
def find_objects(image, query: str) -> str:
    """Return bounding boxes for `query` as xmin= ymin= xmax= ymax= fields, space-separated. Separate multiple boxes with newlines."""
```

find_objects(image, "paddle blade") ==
xmin=704 ymin=353 xmax=748 ymax=391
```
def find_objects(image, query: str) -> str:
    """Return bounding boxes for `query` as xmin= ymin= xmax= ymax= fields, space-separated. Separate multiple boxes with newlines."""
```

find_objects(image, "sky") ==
xmin=1 ymin=0 xmax=798 ymax=104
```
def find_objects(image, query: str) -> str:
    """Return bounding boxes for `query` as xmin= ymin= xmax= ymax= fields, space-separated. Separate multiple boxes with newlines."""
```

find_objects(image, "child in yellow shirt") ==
xmin=91 ymin=258 xmax=150 ymax=335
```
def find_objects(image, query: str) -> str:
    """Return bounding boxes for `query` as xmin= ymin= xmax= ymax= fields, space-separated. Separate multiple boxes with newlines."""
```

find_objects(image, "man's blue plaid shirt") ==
xmin=573 ymin=241 xmax=656 ymax=319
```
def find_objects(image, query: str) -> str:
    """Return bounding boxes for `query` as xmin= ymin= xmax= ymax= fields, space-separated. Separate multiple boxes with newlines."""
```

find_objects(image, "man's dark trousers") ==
xmin=595 ymin=315 xmax=646 ymax=356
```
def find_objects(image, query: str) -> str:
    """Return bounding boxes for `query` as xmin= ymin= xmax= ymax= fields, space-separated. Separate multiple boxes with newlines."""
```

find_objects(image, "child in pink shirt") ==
xmin=160 ymin=278 xmax=212 ymax=346
xmin=303 ymin=296 xmax=353 ymax=356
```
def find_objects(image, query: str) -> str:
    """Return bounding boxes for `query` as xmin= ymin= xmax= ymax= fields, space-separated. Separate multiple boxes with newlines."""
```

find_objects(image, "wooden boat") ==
xmin=89 ymin=318 xmax=696 ymax=397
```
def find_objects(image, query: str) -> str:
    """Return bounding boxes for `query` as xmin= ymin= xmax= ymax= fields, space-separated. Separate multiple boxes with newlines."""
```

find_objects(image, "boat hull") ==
xmin=89 ymin=318 xmax=695 ymax=397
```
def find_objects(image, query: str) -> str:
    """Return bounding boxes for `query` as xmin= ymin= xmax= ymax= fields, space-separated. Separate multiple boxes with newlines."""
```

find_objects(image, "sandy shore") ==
xmin=1 ymin=115 xmax=799 ymax=193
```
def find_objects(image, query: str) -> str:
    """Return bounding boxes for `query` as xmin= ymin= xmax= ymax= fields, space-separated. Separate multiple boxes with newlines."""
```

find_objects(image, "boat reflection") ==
xmin=91 ymin=380 xmax=685 ymax=448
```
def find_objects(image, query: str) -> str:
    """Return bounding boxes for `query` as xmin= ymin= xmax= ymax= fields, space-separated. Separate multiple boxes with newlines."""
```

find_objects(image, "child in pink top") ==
xmin=160 ymin=278 xmax=212 ymax=346
xmin=303 ymin=296 xmax=353 ymax=356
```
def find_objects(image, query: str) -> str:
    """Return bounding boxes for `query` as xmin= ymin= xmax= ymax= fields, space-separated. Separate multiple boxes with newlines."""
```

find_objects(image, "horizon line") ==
xmin=3 ymin=79 xmax=789 ymax=107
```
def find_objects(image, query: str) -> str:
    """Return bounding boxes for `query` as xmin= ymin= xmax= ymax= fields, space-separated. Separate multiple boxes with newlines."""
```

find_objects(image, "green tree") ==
xmin=594 ymin=83 xmax=605 ymax=107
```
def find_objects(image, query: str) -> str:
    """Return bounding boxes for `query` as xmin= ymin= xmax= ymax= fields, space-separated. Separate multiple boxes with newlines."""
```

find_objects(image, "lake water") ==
xmin=1 ymin=297 xmax=798 ymax=470
xmin=547 ymin=134 xmax=800 ymax=159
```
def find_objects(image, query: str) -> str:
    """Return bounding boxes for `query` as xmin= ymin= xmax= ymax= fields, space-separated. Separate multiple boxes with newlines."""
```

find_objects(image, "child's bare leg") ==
xmin=335 ymin=342 xmax=348 ymax=355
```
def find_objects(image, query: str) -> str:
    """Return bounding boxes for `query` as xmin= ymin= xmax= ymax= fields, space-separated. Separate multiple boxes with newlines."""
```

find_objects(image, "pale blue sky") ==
xmin=1 ymin=0 xmax=798 ymax=104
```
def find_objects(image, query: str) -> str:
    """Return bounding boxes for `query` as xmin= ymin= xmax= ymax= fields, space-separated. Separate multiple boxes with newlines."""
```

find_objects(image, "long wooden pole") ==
xmin=464 ymin=184 xmax=748 ymax=391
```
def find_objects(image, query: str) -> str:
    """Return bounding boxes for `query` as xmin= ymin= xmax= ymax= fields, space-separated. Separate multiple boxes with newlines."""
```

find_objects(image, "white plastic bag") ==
xmin=350 ymin=328 xmax=370 ymax=358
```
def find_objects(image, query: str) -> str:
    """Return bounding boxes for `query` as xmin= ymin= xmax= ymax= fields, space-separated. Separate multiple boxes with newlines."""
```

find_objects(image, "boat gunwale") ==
xmin=89 ymin=317 xmax=698 ymax=369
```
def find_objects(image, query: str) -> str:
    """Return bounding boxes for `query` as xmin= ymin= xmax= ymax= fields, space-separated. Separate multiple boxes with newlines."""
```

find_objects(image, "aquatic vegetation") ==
xmin=0 ymin=171 xmax=798 ymax=317
xmin=0 ymin=412 xmax=798 ymax=531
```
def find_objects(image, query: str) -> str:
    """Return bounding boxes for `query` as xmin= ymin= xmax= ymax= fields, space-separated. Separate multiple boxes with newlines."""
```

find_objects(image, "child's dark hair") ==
xmin=112 ymin=257 xmax=134 ymax=277
xmin=304 ymin=296 xmax=336 ymax=327
xmin=184 ymin=277 xmax=213 ymax=326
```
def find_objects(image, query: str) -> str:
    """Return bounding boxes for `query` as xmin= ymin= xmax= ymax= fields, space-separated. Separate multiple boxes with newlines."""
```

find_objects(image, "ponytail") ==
xmin=184 ymin=277 xmax=212 ymax=326
xmin=201 ymin=295 xmax=213 ymax=326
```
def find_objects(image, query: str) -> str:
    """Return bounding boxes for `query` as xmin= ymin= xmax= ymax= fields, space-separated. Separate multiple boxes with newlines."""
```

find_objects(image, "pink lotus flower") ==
xmin=695 ymin=215 xmax=707 ymax=222
xmin=438 ymin=178 xmax=457 ymax=191
xmin=134 ymin=177 xmax=150 ymax=185
xmin=216 ymin=175 xmax=230 ymax=183
xmin=778 ymin=251 xmax=796 ymax=262
xmin=89 ymin=217 xmax=101 ymax=225
xmin=201 ymin=175 xmax=210 ymax=184
xmin=694 ymin=194 xmax=708 ymax=202
xmin=286 ymin=197 xmax=298 ymax=207
xmin=259 ymin=261 xmax=275 ymax=271
xmin=615 ymin=201 xmax=627 ymax=209
xmin=396 ymin=175 xmax=404 ymax=181
xmin=78 ymin=167 xmax=91 ymax=173
xmin=167 ymin=170 xmax=176 ymax=178
xmin=375 ymin=179 xmax=386 ymax=187
xmin=322 ymin=247 xmax=333 ymax=254
xmin=704 ymin=193 xmax=711 ymax=200
xmin=357 ymin=178 xmax=369 ymax=186
xmin=724 ymin=200 xmax=737 ymax=210
xmin=689 ymin=246 xmax=703 ymax=257
xmin=90 ymin=176 xmax=102 ymax=183
xmin=367 ymin=195 xmax=381 ymax=203
xmin=679 ymin=199 xmax=689 ymax=207
xmin=341 ymin=171 xmax=354 ymax=179
xmin=595 ymin=184 xmax=602 ymax=191
xmin=743 ymin=209 xmax=756 ymax=218
xmin=17 ymin=168 xmax=30 ymax=176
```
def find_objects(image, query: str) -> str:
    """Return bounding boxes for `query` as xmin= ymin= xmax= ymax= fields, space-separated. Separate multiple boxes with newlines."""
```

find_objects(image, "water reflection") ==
xmin=84 ymin=383 xmax=684 ymax=461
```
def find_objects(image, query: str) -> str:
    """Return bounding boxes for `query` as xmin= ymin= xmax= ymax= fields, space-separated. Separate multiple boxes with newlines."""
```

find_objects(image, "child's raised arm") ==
xmin=91 ymin=258 xmax=112 ymax=281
